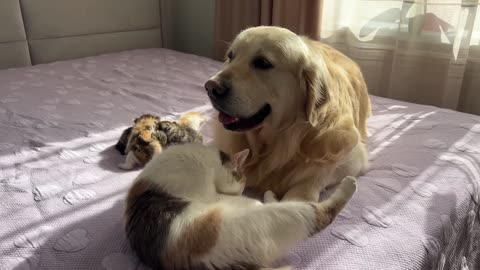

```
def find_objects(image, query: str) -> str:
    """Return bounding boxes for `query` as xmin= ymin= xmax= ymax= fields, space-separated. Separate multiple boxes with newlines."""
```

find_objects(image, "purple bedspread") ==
xmin=0 ymin=48 xmax=479 ymax=270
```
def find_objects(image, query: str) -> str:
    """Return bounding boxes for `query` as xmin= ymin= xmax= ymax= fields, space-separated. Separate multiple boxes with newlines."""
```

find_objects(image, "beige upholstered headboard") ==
xmin=0 ymin=0 xmax=163 ymax=69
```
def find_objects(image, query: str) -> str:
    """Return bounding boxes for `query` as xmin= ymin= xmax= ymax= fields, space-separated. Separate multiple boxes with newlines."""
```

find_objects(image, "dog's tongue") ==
xmin=218 ymin=111 xmax=239 ymax=124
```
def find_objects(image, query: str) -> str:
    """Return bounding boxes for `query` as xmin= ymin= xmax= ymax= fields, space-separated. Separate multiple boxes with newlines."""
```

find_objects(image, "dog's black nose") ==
xmin=205 ymin=79 xmax=229 ymax=99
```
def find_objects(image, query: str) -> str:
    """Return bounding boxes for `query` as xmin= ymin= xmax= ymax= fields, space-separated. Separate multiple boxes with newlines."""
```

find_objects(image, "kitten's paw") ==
xmin=118 ymin=163 xmax=133 ymax=170
xmin=264 ymin=190 xmax=278 ymax=203
xmin=338 ymin=176 xmax=357 ymax=198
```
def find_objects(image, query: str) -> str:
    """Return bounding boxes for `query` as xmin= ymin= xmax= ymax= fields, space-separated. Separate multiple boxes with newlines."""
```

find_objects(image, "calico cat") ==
xmin=118 ymin=114 xmax=166 ymax=170
xmin=125 ymin=143 xmax=357 ymax=270
xmin=117 ymin=112 xmax=205 ymax=170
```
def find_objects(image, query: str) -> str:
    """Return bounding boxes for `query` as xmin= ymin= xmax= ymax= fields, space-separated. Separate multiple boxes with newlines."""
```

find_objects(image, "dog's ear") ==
xmin=303 ymin=62 xmax=327 ymax=127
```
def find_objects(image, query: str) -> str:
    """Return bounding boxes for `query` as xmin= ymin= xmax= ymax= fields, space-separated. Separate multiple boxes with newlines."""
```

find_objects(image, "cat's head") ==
xmin=157 ymin=121 xmax=179 ymax=133
xmin=216 ymin=148 xmax=250 ymax=195
xmin=219 ymin=150 xmax=249 ymax=178
xmin=132 ymin=114 xmax=161 ymax=142
xmin=134 ymin=114 xmax=160 ymax=124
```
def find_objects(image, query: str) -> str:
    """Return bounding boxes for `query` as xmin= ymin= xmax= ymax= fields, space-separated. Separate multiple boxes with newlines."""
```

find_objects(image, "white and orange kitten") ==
xmin=125 ymin=143 xmax=356 ymax=270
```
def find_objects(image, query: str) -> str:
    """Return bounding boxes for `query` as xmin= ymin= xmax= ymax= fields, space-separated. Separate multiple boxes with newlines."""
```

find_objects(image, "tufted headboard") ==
xmin=0 ymin=0 xmax=163 ymax=69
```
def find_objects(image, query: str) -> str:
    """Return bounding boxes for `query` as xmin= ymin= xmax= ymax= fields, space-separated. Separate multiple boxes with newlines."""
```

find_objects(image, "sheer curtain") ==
xmin=213 ymin=0 xmax=480 ymax=115
xmin=320 ymin=0 xmax=480 ymax=115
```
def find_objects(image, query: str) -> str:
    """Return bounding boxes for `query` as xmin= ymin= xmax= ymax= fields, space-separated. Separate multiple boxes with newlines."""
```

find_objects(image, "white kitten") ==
xmin=125 ymin=143 xmax=357 ymax=270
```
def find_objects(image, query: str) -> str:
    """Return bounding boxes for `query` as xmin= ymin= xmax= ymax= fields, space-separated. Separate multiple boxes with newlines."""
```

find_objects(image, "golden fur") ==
xmin=210 ymin=26 xmax=371 ymax=202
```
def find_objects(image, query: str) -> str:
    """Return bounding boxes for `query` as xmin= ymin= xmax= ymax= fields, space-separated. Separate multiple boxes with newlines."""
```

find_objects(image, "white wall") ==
xmin=161 ymin=0 xmax=215 ymax=58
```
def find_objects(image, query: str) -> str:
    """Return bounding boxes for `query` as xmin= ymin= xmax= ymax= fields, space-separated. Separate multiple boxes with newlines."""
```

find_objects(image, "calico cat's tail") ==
xmin=311 ymin=176 xmax=357 ymax=229
xmin=178 ymin=112 xmax=206 ymax=131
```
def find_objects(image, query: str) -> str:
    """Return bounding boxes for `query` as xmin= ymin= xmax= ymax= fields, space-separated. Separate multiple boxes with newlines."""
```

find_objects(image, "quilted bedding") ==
xmin=0 ymin=48 xmax=479 ymax=270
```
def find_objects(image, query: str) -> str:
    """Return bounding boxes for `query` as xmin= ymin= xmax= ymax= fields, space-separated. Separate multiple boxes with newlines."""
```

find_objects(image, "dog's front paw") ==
xmin=338 ymin=176 xmax=357 ymax=199
xmin=263 ymin=190 xmax=278 ymax=203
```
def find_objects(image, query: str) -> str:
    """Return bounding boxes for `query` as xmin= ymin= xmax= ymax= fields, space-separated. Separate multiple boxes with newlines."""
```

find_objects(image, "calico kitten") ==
xmin=115 ymin=127 xmax=133 ymax=155
xmin=125 ymin=143 xmax=357 ymax=270
xmin=118 ymin=114 xmax=166 ymax=170
xmin=117 ymin=112 xmax=205 ymax=170
xmin=157 ymin=112 xmax=204 ymax=147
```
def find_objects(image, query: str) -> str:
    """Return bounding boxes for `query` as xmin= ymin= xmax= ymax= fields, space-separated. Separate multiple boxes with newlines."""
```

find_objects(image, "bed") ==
xmin=1 ymin=47 xmax=479 ymax=270
xmin=1 ymin=2 xmax=479 ymax=270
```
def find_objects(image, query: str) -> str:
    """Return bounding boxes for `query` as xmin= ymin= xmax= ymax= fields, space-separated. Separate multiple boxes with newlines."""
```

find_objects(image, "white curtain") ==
xmin=320 ymin=0 xmax=480 ymax=115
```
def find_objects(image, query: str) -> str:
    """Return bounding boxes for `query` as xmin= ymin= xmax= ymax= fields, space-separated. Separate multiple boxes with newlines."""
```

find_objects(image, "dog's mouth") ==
xmin=217 ymin=104 xmax=271 ymax=132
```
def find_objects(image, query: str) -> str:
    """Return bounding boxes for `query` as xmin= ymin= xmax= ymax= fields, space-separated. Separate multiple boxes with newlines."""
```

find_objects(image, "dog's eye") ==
xmin=226 ymin=51 xmax=234 ymax=62
xmin=252 ymin=57 xmax=273 ymax=70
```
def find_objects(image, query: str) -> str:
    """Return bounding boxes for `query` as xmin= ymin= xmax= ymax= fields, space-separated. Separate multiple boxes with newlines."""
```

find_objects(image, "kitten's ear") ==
xmin=232 ymin=149 xmax=249 ymax=171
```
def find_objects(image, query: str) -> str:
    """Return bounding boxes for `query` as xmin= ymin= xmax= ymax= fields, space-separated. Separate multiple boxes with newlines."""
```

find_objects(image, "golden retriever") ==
xmin=205 ymin=26 xmax=371 ymax=202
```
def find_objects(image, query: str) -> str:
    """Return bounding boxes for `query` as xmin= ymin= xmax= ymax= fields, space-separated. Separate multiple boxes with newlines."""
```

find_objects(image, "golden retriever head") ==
xmin=205 ymin=26 xmax=329 ymax=132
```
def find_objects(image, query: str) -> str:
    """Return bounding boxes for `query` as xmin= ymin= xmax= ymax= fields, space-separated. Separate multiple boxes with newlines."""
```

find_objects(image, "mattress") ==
xmin=0 ymin=48 xmax=479 ymax=270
